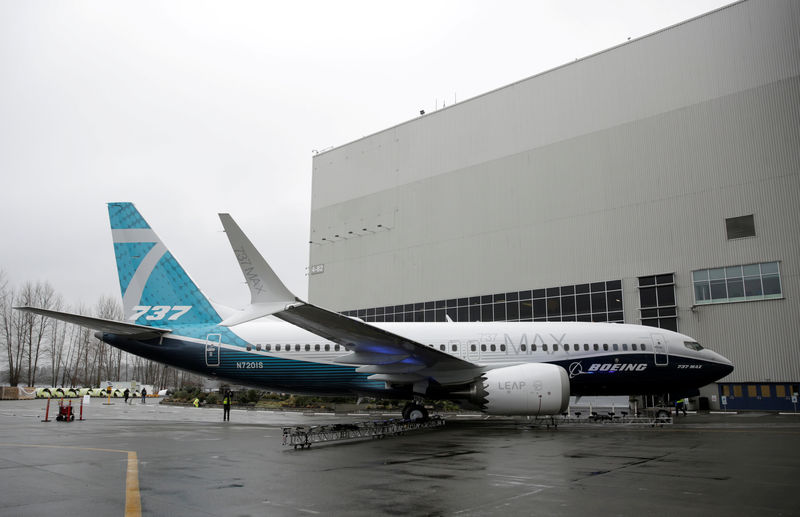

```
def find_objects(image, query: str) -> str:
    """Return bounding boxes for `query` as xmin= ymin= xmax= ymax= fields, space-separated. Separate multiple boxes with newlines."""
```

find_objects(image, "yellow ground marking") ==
xmin=0 ymin=443 xmax=141 ymax=517
xmin=126 ymin=451 xmax=141 ymax=517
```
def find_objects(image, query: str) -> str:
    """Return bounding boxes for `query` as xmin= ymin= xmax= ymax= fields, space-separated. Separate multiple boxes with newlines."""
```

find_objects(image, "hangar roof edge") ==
xmin=312 ymin=0 xmax=743 ymax=159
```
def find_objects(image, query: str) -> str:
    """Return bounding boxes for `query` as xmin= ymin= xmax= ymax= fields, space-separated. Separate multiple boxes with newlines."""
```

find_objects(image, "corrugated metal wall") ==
xmin=309 ymin=0 xmax=800 ymax=384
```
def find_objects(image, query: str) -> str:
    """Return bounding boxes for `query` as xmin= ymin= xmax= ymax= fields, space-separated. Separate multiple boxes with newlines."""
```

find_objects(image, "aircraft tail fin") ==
xmin=108 ymin=202 xmax=221 ymax=327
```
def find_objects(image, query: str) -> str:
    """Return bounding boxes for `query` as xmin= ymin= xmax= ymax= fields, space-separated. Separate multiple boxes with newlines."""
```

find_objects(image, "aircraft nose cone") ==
xmin=712 ymin=352 xmax=734 ymax=378
xmin=721 ymin=362 xmax=734 ymax=377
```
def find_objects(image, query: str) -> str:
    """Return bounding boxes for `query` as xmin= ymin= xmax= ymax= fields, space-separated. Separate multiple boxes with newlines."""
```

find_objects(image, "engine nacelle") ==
xmin=479 ymin=363 xmax=570 ymax=416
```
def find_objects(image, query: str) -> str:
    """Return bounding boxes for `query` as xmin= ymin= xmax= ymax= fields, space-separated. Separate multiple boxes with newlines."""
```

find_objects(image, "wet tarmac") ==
xmin=1 ymin=399 xmax=799 ymax=516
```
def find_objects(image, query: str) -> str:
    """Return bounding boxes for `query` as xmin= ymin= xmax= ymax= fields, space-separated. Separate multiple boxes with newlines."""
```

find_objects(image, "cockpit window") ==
xmin=684 ymin=341 xmax=704 ymax=351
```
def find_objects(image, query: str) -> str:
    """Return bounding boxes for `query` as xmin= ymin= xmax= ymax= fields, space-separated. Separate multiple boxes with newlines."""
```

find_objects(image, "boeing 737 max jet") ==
xmin=17 ymin=203 xmax=733 ymax=420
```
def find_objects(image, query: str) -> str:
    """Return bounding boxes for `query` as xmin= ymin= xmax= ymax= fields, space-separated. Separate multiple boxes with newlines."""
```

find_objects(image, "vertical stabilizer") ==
xmin=108 ymin=202 xmax=220 ymax=327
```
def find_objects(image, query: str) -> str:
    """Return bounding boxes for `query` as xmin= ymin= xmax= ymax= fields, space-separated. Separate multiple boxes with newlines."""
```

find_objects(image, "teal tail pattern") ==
xmin=108 ymin=202 xmax=221 ymax=328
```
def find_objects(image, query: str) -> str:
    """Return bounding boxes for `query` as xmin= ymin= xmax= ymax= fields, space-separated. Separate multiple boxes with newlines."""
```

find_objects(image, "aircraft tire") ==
xmin=403 ymin=403 xmax=428 ymax=422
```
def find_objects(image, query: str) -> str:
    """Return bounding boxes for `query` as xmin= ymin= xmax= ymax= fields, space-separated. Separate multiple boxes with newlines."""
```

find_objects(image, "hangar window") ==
xmin=693 ymin=262 xmax=782 ymax=305
xmin=638 ymin=274 xmax=677 ymax=331
xmin=725 ymin=214 xmax=755 ymax=240
xmin=343 ymin=280 xmax=622 ymax=324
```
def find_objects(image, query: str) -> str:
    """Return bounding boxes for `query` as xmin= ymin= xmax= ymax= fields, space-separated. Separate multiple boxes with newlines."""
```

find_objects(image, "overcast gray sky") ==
xmin=1 ymin=0 xmax=733 ymax=310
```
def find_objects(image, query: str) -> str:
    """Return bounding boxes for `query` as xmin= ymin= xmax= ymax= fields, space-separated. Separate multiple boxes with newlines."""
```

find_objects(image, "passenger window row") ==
xmin=428 ymin=343 xmax=649 ymax=353
xmin=246 ymin=343 xmax=341 ymax=352
xmin=245 ymin=341 xmax=650 ymax=354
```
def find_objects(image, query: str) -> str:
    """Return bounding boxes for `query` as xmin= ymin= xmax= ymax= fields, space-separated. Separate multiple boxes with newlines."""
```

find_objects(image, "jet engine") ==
xmin=466 ymin=363 xmax=570 ymax=415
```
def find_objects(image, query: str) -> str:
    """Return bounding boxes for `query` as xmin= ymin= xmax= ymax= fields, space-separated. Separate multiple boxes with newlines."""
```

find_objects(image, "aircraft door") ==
xmin=651 ymin=333 xmax=668 ymax=366
xmin=205 ymin=333 xmax=221 ymax=367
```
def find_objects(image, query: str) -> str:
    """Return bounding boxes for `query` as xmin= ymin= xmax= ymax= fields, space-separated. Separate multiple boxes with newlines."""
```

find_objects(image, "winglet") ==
xmin=218 ymin=213 xmax=300 ymax=326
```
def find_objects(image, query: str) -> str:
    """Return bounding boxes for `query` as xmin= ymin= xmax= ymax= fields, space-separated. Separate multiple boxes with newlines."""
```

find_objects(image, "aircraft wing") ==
xmin=275 ymin=303 xmax=480 ymax=385
xmin=14 ymin=306 xmax=171 ymax=340
xmin=218 ymin=214 xmax=481 ymax=390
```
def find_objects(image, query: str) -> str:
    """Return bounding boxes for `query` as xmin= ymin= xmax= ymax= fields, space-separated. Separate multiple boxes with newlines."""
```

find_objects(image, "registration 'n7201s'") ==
xmin=236 ymin=362 xmax=263 ymax=369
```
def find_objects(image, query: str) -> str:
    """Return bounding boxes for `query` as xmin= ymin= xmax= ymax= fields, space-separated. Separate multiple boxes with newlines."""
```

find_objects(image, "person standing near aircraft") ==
xmin=141 ymin=387 xmax=147 ymax=404
xmin=223 ymin=391 xmax=232 ymax=421
xmin=123 ymin=388 xmax=129 ymax=404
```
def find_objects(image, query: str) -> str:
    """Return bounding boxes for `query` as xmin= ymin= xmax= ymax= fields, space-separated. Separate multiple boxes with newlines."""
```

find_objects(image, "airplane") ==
xmin=17 ymin=202 xmax=734 ymax=421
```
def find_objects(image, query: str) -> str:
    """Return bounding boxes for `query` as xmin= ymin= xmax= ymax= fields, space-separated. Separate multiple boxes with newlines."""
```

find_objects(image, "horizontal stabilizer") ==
xmin=14 ymin=306 xmax=171 ymax=339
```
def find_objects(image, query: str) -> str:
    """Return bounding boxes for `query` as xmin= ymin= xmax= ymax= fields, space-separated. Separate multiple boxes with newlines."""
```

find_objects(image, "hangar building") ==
xmin=308 ymin=0 xmax=800 ymax=410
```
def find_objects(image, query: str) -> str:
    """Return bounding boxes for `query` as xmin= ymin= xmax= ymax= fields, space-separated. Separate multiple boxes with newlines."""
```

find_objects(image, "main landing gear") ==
xmin=402 ymin=402 xmax=429 ymax=422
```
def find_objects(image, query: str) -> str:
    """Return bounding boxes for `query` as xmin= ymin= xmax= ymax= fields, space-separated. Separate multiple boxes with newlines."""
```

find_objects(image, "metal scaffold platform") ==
xmin=282 ymin=416 xmax=446 ymax=449
xmin=525 ymin=413 xmax=673 ymax=429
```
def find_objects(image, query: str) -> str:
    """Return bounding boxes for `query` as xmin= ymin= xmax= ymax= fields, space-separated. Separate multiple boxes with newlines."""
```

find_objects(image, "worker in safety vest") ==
xmin=193 ymin=397 xmax=200 ymax=408
xmin=223 ymin=391 xmax=232 ymax=421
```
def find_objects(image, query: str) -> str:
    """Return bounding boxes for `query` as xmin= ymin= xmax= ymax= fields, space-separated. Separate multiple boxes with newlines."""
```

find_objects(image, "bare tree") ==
xmin=0 ymin=272 xmax=22 ymax=385
xmin=1 ymin=283 xmax=24 ymax=386
xmin=49 ymin=311 xmax=67 ymax=386
xmin=20 ymin=282 xmax=59 ymax=386
xmin=93 ymin=296 xmax=123 ymax=383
